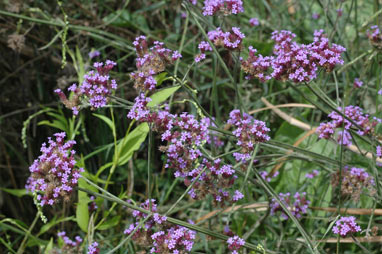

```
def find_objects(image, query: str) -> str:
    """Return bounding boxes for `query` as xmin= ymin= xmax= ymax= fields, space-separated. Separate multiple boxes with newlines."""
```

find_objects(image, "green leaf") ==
xmin=44 ymin=238 xmax=54 ymax=254
xmin=97 ymin=215 xmax=121 ymax=230
xmin=76 ymin=178 xmax=91 ymax=232
xmin=76 ymin=46 xmax=85 ymax=84
xmin=95 ymin=162 xmax=113 ymax=178
xmin=93 ymin=113 xmax=115 ymax=133
xmin=38 ymin=120 xmax=67 ymax=132
xmin=116 ymin=123 xmax=149 ymax=166
xmin=38 ymin=30 xmax=64 ymax=50
xmin=38 ymin=216 xmax=74 ymax=236
xmin=0 ymin=188 xmax=31 ymax=197
xmin=147 ymin=86 xmax=180 ymax=107
xmin=155 ymin=72 xmax=168 ymax=87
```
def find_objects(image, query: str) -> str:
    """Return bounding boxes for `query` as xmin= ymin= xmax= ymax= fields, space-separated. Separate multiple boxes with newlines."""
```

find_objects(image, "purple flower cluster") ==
xmin=227 ymin=235 xmax=245 ymax=254
xmin=249 ymin=17 xmax=259 ymax=27
xmin=377 ymin=146 xmax=382 ymax=158
xmin=270 ymin=192 xmax=310 ymax=220
xmin=55 ymin=60 xmax=117 ymax=114
xmin=124 ymin=199 xmax=167 ymax=244
xmin=227 ymin=109 xmax=270 ymax=163
xmin=331 ymin=166 xmax=375 ymax=201
xmin=367 ymin=25 xmax=382 ymax=49
xmin=124 ymin=199 xmax=196 ymax=253
xmin=316 ymin=105 xmax=377 ymax=146
xmin=151 ymin=225 xmax=196 ymax=253
xmin=195 ymin=27 xmax=245 ymax=62
xmin=130 ymin=36 xmax=181 ymax=91
xmin=128 ymin=97 xmax=242 ymax=204
xmin=186 ymin=158 xmax=243 ymax=205
xmin=353 ymin=78 xmax=363 ymax=88
xmin=336 ymin=8 xmax=343 ymax=17
xmin=127 ymin=93 xmax=152 ymax=121
xmin=25 ymin=132 xmax=83 ymax=206
xmin=332 ymin=216 xmax=361 ymax=237
xmin=87 ymin=242 xmax=99 ymax=254
xmin=305 ymin=169 xmax=319 ymax=179
xmin=57 ymin=231 xmax=82 ymax=247
xmin=260 ymin=170 xmax=279 ymax=182
xmin=202 ymin=0 xmax=244 ymax=16
xmin=88 ymin=50 xmax=100 ymax=59
xmin=241 ymin=30 xmax=346 ymax=83
xmin=88 ymin=195 xmax=98 ymax=212
xmin=312 ymin=13 xmax=320 ymax=20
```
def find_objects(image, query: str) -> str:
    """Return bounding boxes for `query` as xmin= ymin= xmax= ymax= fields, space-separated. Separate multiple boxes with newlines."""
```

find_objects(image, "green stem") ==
xmin=0 ymin=9 xmax=134 ymax=51
xmin=164 ymin=167 xmax=207 ymax=216
xmin=16 ymin=212 xmax=39 ymax=254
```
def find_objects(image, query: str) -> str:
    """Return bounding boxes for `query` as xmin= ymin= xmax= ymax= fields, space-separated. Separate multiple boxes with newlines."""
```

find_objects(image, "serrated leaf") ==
xmin=93 ymin=113 xmax=115 ymax=132
xmin=116 ymin=123 xmax=149 ymax=166
xmin=147 ymin=86 xmax=180 ymax=107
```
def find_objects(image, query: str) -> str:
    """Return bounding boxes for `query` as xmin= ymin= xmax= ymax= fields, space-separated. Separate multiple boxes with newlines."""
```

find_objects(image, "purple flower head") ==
xmin=353 ymin=78 xmax=363 ymax=88
xmin=312 ymin=13 xmax=320 ymax=19
xmin=316 ymin=105 xmax=377 ymax=146
xmin=332 ymin=216 xmax=361 ymax=237
xmin=260 ymin=170 xmax=279 ymax=182
xmin=131 ymin=36 xmax=181 ymax=92
xmin=249 ymin=18 xmax=259 ymax=27
xmin=87 ymin=242 xmax=100 ymax=254
xmin=195 ymin=27 xmax=245 ymax=62
xmin=227 ymin=235 xmax=245 ymax=254
xmin=305 ymin=169 xmax=319 ymax=179
xmin=227 ymin=109 xmax=270 ymax=164
xmin=377 ymin=146 xmax=382 ymax=158
xmin=55 ymin=61 xmax=117 ymax=114
xmin=57 ymin=231 xmax=82 ymax=253
xmin=25 ymin=133 xmax=83 ymax=206
xmin=241 ymin=30 xmax=345 ymax=83
xmin=368 ymin=25 xmax=382 ymax=49
xmin=88 ymin=50 xmax=100 ymax=59
xmin=336 ymin=8 xmax=343 ymax=17
xmin=127 ymin=93 xmax=152 ymax=121
xmin=232 ymin=190 xmax=244 ymax=201
xmin=337 ymin=130 xmax=352 ymax=146
xmin=270 ymin=192 xmax=310 ymax=220
xmin=202 ymin=0 xmax=244 ymax=16
xmin=81 ymin=60 xmax=117 ymax=109
xmin=151 ymin=225 xmax=196 ymax=253
xmin=332 ymin=166 xmax=375 ymax=201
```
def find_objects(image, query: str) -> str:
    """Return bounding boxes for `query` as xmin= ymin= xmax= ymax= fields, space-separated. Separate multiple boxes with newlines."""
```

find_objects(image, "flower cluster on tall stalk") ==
xmin=241 ymin=30 xmax=346 ymax=82
xmin=124 ymin=199 xmax=196 ymax=253
xmin=331 ymin=166 xmax=375 ymax=202
xmin=269 ymin=192 xmax=310 ymax=220
xmin=316 ymin=105 xmax=378 ymax=146
xmin=25 ymin=132 xmax=83 ymax=206
xmin=332 ymin=216 xmax=361 ymax=237
xmin=55 ymin=60 xmax=117 ymax=115
xmin=195 ymin=27 xmax=245 ymax=62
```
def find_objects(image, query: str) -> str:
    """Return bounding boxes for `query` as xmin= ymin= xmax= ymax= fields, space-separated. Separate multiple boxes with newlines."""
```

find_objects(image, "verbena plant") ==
xmin=1 ymin=0 xmax=382 ymax=253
